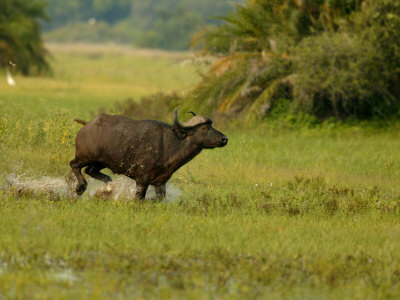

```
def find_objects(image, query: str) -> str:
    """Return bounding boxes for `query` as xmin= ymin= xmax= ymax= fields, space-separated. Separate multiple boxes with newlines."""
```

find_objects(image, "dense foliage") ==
xmin=0 ymin=0 xmax=49 ymax=75
xmin=190 ymin=0 xmax=400 ymax=121
xmin=44 ymin=0 xmax=241 ymax=50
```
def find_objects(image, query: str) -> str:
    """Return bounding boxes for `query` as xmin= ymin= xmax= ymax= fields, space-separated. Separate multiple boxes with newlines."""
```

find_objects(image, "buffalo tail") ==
xmin=74 ymin=118 xmax=88 ymax=126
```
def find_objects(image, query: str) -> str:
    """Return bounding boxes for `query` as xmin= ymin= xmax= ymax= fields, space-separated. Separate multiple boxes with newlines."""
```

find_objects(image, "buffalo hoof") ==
xmin=76 ymin=182 xmax=87 ymax=195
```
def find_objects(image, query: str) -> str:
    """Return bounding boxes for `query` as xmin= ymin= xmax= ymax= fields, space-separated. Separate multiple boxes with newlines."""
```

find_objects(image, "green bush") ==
xmin=292 ymin=1 xmax=400 ymax=120
xmin=109 ymin=92 xmax=182 ymax=122
xmin=293 ymin=32 xmax=391 ymax=119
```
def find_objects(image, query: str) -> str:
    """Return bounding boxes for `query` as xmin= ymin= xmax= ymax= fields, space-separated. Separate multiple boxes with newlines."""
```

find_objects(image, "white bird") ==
xmin=6 ymin=68 xmax=15 ymax=86
xmin=88 ymin=17 xmax=96 ymax=26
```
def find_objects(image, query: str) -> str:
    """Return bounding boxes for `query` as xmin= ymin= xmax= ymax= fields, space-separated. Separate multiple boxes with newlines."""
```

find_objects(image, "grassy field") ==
xmin=0 ymin=43 xmax=199 ymax=117
xmin=1 ymin=43 xmax=400 ymax=299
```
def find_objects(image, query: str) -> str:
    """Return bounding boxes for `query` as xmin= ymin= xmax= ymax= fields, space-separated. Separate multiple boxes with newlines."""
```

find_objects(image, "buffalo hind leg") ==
xmin=85 ymin=163 xmax=112 ymax=184
xmin=135 ymin=184 xmax=148 ymax=200
xmin=154 ymin=184 xmax=166 ymax=200
xmin=70 ymin=158 xmax=88 ymax=195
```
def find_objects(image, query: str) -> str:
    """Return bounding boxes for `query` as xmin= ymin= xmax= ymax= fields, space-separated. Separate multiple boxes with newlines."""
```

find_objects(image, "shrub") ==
xmin=293 ymin=32 xmax=392 ymax=119
xmin=109 ymin=92 xmax=183 ymax=122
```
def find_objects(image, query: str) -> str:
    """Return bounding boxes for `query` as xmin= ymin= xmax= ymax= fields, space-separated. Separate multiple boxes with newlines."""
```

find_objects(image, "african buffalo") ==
xmin=70 ymin=108 xmax=228 ymax=199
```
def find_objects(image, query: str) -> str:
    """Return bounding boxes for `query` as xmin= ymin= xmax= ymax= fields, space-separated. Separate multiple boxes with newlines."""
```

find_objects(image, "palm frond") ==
xmin=246 ymin=78 xmax=283 ymax=123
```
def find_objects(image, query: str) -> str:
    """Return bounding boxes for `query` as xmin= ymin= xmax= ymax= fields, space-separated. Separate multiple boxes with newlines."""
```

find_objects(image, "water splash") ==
xmin=88 ymin=176 xmax=181 ymax=202
xmin=3 ymin=173 xmax=181 ymax=202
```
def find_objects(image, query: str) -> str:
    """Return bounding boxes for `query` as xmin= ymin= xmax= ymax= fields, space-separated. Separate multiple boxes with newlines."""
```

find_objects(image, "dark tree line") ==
xmin=44 ymin=0 xmax=240 ymax=50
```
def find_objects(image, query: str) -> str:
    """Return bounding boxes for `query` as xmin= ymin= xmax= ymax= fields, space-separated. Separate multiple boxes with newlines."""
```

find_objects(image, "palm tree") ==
xmin=0 ymin=0 xmax=50 ymax=76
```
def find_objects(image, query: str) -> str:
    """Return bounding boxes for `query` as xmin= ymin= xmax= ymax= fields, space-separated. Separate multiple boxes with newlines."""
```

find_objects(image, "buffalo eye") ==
xmin=201 ymin=125 xmax=208 ymax=132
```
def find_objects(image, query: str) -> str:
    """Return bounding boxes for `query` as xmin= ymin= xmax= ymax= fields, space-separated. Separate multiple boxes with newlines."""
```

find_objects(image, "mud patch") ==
xmin=3 ymin=173 xmax=181 ymax=202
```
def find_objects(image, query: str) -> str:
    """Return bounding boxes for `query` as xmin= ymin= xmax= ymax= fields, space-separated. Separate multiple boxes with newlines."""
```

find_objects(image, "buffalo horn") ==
xmin=174 ymin=107 xmax=210 ymax=128
xmin=174 ymin=107 xmax=183 ymax=128
xmin=188 ymin=111 xmax=197 ymax=116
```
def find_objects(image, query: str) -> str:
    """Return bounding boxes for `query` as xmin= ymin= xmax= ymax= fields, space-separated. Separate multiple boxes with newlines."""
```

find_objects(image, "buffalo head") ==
xmin=173 ymin=108 xmax=228 ymax=149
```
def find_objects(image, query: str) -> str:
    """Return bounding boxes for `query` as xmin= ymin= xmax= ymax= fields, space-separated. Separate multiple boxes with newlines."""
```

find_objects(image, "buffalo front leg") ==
xmin=135 ymin=184 xmax=148 ymax=200
xmin=154 ymin=183 xmax=166 ymax=200
xmin=70 ymin=158 xmax=88 ymax=195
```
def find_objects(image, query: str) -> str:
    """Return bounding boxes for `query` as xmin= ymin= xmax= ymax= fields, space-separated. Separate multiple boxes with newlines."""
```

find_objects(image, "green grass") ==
xmin=1 ymin=43 xmax=400 ymax=299
xmin=1 ymin=196 xmax=399 ymax=299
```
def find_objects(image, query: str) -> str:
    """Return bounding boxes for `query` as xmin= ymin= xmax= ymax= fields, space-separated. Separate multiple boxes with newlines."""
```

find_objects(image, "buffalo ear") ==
xmin=172 ymin=125 xmax=187 ymax=140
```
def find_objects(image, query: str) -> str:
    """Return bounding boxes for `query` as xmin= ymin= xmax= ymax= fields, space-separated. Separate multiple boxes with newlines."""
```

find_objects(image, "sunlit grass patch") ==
xmin=0 ymin=43 xmax=199 ymax=118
